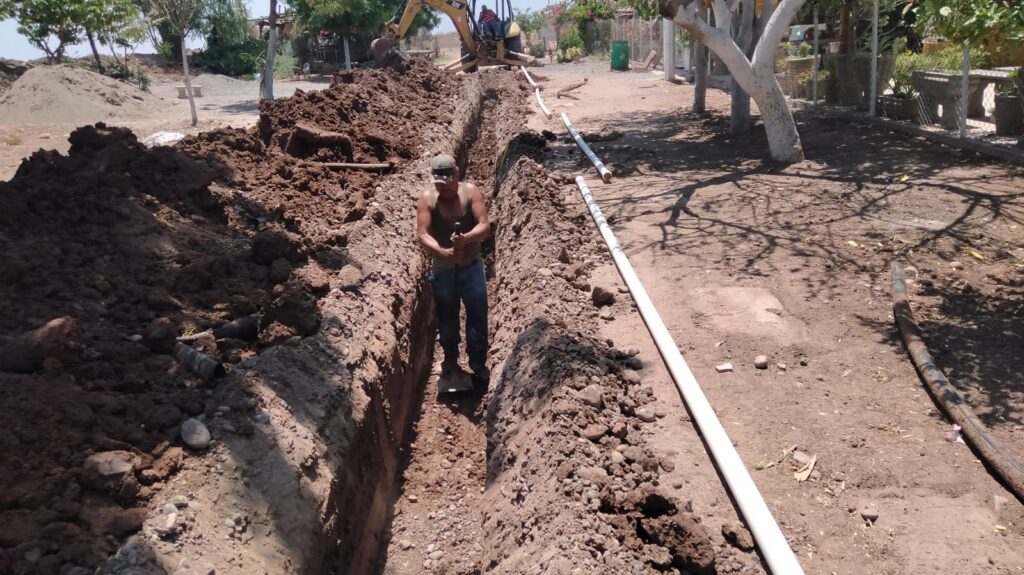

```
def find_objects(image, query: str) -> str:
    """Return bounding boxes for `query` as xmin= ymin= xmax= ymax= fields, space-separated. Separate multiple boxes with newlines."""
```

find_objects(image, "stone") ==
xmin=161 ymin=503 xmax=178 ymax=515
xmin=624 ymin=356 xmax=643 ymax=370
xmin=537 ymin=267 xmax=553 ymax=278
xmin=792 ymin=450 xmax=813 ymax=466
xmin=581 ymin=424 xmax=608 ymax=442
xmin=82 ymin=451 xmax=135 ymax=491
xmin=776 ymin=362 xmax=787 ymax=371
xmin=635 ymin=409 xmax=657 ymax=423
xmin=407 ymin=495 xmax=418 ymax=503
xmin=335 ymin=265 xmax=363 ymax=292
xmin=610 ymin=451 xmax=626 ymax=465
xmin=950 ymin=260 xmax=964 ymax=270
xmin=399 ymin=539 xmax=413 ymax=550
xmin=754 ymin=355 xmax=769 ymax=369
xmin=269 ymin=258 xmax=291 ymax=284
xmin=254 ymin=411 xmax=271 ymax=424
xmin=799 ymin=356 xmax=809 ymax=366
xmin=659 ymin=458 xmax=676 ymax=472
xmin=716 ymin=363 xmax=734 ymax=373
xmin=429 ymin=550 xmax=443 ymax=560
xmin=252 ymin=227 xmax=301 ymax=264
xmin=144 ymin=317 xmax=177 ymax=354
xmin=994 ymin=495 xmax=1009 ymax=513
xmin=620 ymin=369 xmax=641 ymax=384
xmin=859 ymin=506 xmax=879 ymax=524
xmin=610 ymin=420 xmax=628 ymax=439
xmin=577 ymin=385 xmax=605 ymax=410
xmin=721 ymin=523 xmax=755 ymax=551
xmin=598 ymin=308 xmax=614 ymax=321
xmin=591 ymin=287 xmax=615 ymax=307
xmin=180 ymin=418 xmax=211 ymax=450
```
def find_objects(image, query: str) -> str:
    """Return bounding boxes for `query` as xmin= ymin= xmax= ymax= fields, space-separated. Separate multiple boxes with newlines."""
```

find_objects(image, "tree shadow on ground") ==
xmin=564 ymin=105 xmax=1024 ymax=448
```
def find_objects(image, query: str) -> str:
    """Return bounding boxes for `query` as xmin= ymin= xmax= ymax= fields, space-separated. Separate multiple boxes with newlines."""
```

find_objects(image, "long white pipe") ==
xmin=520 ymin=67 xmax=552 ymax=118
xmin=535 ymin=89 xmax=552 ymax=118
xmin=562 ymin=113 xmax=613 ymax=183
xmin=574 ymin=175 xmax=805 ymax=575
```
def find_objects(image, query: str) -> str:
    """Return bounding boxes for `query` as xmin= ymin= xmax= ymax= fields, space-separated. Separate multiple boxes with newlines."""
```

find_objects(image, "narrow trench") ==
xmin=371 ymin=86 xmax=503 ymax=575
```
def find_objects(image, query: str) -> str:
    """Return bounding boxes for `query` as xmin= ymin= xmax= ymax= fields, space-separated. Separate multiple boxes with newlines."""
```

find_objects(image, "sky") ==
xmin=0 ymin=0 xmax=556 ymax=61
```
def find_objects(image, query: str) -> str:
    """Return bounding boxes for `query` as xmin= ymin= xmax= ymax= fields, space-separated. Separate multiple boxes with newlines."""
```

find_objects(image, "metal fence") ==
xmin=584 ymin=18 xmax=690 ymax=68
xmin=580 ymin=10 xmax=1022 ymax=155
xmin=772 ymin=7 xmax=1023 ymax=154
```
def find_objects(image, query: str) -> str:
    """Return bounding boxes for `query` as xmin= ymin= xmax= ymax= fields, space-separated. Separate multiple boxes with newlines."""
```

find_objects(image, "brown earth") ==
xmin=0 ymin=58 xmax=470 ymax=575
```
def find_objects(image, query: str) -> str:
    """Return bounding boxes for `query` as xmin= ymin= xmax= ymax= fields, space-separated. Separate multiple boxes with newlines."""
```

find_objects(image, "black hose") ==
xmin=892 ymin=262 xmax=1024 ymax=502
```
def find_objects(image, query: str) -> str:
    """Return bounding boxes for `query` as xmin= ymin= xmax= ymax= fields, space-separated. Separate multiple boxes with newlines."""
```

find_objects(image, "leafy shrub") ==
xmin=558 ymin=26 xmax=584 ymax=51
xmin=192 ymin=37 xmax=268 ymax=77
xmin=528 ymin=43 xmax=546 ymax=58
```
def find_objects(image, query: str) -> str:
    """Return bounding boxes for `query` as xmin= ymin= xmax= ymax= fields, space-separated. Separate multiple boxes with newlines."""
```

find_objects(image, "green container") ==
xmin=610 ymin=41 xmax=629 ymax=71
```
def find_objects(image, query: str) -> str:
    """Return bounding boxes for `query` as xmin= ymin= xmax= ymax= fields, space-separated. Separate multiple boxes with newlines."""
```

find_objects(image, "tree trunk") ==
xmin=752 ymin=74 xmax=803 ymax=162
xmin=261 ymin=0 xmax=278 ymax=100
xmin=664 ymin=0 xmax=807 ymax=162
xmin=693 ymin=41 xmax=708 ymax=112
xmin=730 ymin=0 xmax=757 ymax=133
xmin=839 ymin=3 xmax=851 ymax=54
xmin=344 ymin=36 xmax=352 ymax=71
xmin=181 ymin=39 xmax=198 ymax=127
xmin=85 ymin=28 xmax=105 ymax=74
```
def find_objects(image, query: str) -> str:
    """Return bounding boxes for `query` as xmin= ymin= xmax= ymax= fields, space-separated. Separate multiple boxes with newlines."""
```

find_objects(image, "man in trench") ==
xmin=416 ymin=154 xmax=491 ymax=391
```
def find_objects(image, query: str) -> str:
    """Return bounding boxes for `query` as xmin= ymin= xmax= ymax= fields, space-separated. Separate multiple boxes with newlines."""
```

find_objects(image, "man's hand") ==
xmin=451 ymin=232 xmax=469 ymax=250
xmin=438 ymin=246 xmax=463 ymax=264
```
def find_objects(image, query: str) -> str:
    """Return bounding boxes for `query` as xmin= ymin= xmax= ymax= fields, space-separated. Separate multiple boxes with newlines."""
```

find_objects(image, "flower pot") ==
xmin=878 ymin=95 xmax=920 ymax=121
xmin=994 ymin=93 xmax=1023 ymax=136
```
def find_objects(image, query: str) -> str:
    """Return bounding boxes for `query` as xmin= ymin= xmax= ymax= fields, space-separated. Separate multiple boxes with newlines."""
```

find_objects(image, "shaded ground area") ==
xmin=528 ymin=60 xmax=1024 ymax=574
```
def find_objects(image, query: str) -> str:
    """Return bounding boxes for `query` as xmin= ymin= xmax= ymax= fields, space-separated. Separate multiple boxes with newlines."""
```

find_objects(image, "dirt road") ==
xmin=528 ymin=60 xmax=1024 ymax=574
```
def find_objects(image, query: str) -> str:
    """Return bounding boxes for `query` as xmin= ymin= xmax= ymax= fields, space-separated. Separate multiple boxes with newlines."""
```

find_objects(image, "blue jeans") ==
xmin=430 ymin=259 xmax=488 ymax=372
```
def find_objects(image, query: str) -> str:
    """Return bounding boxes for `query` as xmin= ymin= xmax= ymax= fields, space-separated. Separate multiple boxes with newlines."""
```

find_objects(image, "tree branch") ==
xmin=669 ymin=1 xmax=752 ymax=84
xmin=752 ymin=0 xmax=807 ymax=72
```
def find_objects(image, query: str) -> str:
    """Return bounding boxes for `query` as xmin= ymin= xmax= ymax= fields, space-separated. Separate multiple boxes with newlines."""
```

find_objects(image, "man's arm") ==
xmin=452 ymin=183 xmax=491 ymax=246
xmin=417 ymin=191 xmax=455 ymax=258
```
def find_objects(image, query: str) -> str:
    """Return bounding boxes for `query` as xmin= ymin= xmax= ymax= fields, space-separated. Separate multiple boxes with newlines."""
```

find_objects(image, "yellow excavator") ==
xmin=371 ymin=0 xmax=539 ymax=72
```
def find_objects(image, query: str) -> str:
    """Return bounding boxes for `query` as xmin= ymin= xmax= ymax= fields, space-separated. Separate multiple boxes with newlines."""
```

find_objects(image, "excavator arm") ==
xmin=385 ymin=0 xmax=477 ymax=54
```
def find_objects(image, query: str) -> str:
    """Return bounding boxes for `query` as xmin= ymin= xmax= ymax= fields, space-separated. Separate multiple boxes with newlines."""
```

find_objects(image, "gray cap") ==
xmin=430 ymin=154 xmax=456 ymax=184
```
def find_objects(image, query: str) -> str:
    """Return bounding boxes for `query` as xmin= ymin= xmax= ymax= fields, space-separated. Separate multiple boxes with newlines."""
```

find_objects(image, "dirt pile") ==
xmin=476 ymin=141 xmax=720 ymax=574
xmin=0 ymin=64 xmax=165 ymax=125
xmin=0 ymin=60 xmax=470 ymax=575
xmin=0 ymin=59 xmax=29 ymax=94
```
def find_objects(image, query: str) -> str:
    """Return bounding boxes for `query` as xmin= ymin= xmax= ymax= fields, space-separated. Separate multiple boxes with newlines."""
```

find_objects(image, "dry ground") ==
xmin=528 ymin=59 xmax=1024 ymax=574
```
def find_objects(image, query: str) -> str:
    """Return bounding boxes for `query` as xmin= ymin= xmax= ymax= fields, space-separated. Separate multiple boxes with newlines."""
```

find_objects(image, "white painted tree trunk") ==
xmin=663 ymin=0 xmax=807 ymax=162
xmin=181 ymin=41 xmax=198 ymax=127
xmin=261 ymin=0 xmax=277 ymax=100
xmin=344 ymin=36 xmax=352 ymax=71
xmin=663 ymin=19 xmax=675 ymax=82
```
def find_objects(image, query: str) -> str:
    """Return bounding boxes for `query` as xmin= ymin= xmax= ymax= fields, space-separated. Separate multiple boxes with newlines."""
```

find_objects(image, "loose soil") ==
xmin=529 ymin=59 xmax=1024 ymax=574
xmin=0 ymin=58 xmax=473 ymax=575
xmin=0 ymin=64 xmax=167 ymax=125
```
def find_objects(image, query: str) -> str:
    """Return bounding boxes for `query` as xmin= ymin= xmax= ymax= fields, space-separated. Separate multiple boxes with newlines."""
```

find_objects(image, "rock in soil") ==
xmin=592 ymin=286 xmax=615 ymax=307
xmin=754 ymin=355 xmax=769 ymax=369
xmin=180 ymin=418 xmax=211 ymax=450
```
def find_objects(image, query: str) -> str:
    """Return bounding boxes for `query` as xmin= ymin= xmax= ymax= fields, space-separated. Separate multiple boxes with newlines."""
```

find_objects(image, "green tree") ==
xmin=514 ymin=7 xmax=547 ymax=46
xmin=0 ymin=0 xmax=85 ymax=62
xmin=81 ymin=0 xmax=147 ymax=72
xmin=910 ymin=0 xmax=1024 ymax=45
xmin=199 ymin=0 xmax=251 ymax=47
xmin=293 ymin=0 xmax=439 ymax=39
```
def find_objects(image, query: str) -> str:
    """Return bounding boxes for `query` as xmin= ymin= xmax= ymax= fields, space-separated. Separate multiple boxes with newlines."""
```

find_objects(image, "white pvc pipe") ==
xmin=574 ymin=175 xmax=805 ymax=575
xmin=535 ymin=89 xmax=552 ymax=118
xmin=562 ymin=113 xmax=613 ymax=183
xmin=520 ymin=65 xmax=538 ymax=89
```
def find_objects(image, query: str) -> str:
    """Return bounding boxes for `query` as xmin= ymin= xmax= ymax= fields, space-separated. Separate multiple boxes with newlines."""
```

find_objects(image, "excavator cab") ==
xmin=372 ymin=0 xmax=539 ymax=72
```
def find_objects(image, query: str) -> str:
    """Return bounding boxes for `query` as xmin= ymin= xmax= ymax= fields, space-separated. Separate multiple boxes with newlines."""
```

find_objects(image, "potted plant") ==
xmin=878 ymin=52 xmax=920 ymax=121
xmin=994 ymin=69 xmax=1023 ymax=136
